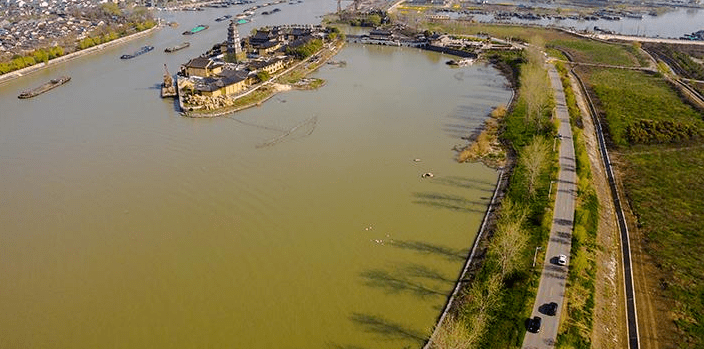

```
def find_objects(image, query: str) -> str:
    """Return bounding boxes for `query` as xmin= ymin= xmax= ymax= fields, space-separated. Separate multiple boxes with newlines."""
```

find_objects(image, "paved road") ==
xmin=522 ymin=64 xmax=577 ymax=349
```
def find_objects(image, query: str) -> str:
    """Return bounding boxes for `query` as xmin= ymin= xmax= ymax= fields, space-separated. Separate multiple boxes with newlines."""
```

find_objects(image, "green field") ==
xmin=581 ymin=64 xmax=704 ymax=347
xmin=580 ymin=67 xmax=704 ymax=148
xmin=549 ymin=39 xmax=645 ymax=67
xmin=621 ymin=148 xmax=704 ymax=346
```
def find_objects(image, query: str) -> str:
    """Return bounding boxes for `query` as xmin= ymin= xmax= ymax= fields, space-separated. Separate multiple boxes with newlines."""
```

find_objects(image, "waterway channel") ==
xmin=0 ymin=3 xmax=512 ymax=348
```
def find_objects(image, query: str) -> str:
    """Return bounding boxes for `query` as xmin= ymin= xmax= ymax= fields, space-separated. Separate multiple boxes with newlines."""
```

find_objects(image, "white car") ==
xmin=557 ymin=254 xmax=567 ymax=266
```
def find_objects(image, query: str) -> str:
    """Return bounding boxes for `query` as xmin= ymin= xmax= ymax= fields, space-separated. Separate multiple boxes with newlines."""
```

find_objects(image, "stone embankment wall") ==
xmin=0 ymin=24 xmax=162 ymax=86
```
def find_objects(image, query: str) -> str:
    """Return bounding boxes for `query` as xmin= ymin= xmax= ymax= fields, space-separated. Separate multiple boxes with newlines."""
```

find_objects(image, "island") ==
xmin=170 ymin=22 xmax=345 ymax=117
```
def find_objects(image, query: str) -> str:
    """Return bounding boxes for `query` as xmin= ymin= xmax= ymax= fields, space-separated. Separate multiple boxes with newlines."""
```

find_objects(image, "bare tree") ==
xmin=520 ymin=136 xmax=549 ymax=196
xmin=520 ymin=42 xmax=552 ymax=128
xmin=430 ymin=315 xmax=480 ymax=349
xmin=491 ymin=218 xmax=528 ymax=278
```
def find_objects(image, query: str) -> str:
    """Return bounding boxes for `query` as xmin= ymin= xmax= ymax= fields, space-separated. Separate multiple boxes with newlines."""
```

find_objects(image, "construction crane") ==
xmin=163 ymin=63 xmax=173 ymax=88
xmin=161 ymin=63 xmax=176 ymax=98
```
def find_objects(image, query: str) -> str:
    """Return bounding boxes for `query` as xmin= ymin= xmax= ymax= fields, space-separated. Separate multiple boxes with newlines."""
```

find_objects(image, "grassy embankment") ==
xmin=579 ymin=64 xmax=704 ymax=346
xmin=430 ymin=40 xmax=561 ymax=348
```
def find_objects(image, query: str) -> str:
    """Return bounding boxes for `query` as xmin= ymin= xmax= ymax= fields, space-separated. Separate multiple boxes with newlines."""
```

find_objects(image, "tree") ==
xmin=256 ymin=71 xmax=271 ymax=83
xmin=520 ymin=136 xmax=549 ymax=196
xmin=491 ymin=218 xmax=528 ymax=278
xmin=520 ymin=45 xmax=552 ymax=128
xmin=366 ymin=14 xmax=382 ymax=27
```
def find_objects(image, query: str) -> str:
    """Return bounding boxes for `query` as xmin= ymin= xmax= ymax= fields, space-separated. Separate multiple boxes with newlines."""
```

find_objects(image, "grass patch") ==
xmin=581 ymin=67 xmax=704 ymax=148
xmin=620 ymin=148 xmax=704 ymax=346
xmin=549 ymin=39 xmax=642 ymax=67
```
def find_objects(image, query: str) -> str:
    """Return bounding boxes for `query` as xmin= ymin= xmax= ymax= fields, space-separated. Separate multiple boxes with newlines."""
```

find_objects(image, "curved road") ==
xmin=522 ymin=63 xmax=576 ymax=349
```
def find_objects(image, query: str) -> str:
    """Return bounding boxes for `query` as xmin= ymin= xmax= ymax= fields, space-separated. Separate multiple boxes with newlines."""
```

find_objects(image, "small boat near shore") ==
xmin=120 ymin=45 xmax=154 ymax=59
xmin=18 ymin=76 xmax=71 ymax=99
xmin=165 ymin=42 xmax=190 ymax=53
xmin=215 ymin=14 xmax=232 ymax=21
xmin=446 ymin=58 xmax=474 ymax=67
xmin=183 ymin=24 xmax=209 ymax=35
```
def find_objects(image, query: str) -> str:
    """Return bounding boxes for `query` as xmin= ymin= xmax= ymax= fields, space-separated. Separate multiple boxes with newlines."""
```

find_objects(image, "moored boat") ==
xmin=215 ymin=14 xmax=232 ymax=21
xmin=18 ymin=76 xmax=71 ymax=99
xmin=120 ymin=45 xmax=154 ymax=59
xmin=165 ymin=42 xmax=191 ymax=53
xmin=183 ymin=24 xmax=209 ymax=35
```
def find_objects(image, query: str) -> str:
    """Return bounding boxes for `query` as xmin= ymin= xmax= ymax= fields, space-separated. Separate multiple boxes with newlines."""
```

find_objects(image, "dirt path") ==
xmin=568 ymin=70 xmax=627 ymax=349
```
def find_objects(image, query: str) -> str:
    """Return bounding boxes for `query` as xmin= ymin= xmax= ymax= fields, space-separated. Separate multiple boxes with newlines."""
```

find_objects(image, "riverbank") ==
xmin=0 ymin=23 xmax=162 ymax=86
xmin=423 ymin=55 xmax=520 ymax=348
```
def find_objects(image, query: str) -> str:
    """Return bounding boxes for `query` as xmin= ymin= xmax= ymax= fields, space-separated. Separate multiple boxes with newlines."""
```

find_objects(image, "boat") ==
xmin=236 ymin=18 xmax=249 ymax=25
xmin=445 ymin=58 xmax=474 ymax=67
xmin=182 ymin=24 xmax=209 ymax=35
xmin=214 ymin=14 xmax=232 ymax=21
xmin=18 ymin=76 xmax=71 ymax=99
xmin=164 ymin=42 xmax=190 ymax=53
xmin=120 ymin=45 xmax=154 ymax=59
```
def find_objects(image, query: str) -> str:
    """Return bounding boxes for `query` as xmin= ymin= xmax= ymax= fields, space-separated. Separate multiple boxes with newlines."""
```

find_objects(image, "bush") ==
xmin=285 ymin=39 xmax=323 ymax=59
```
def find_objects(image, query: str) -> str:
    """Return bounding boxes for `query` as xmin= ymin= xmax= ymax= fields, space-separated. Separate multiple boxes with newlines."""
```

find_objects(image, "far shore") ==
xmin=0 ymin=23 xmax=162 ymax=86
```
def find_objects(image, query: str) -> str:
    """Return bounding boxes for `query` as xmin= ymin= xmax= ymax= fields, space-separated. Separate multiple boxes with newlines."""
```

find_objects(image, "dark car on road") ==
xmin=545 ymin=302 xmax=558 ymax=316
xmin=527 ymin=316 xmax=542 ymax=333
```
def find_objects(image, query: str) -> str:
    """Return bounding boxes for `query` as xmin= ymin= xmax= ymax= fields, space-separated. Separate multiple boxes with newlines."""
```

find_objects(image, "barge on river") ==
xmin=215 ymin=15 xmax=232 ymax=22
xmin=183 ymin=24 xmax=209 ymax=35
xmin=18 ymin=76 xmax=71 ymax=99
xmin=120 ymin=45 xmax=154 ymax=59
xmin=165 ymin=42 xmax=190 ymax=53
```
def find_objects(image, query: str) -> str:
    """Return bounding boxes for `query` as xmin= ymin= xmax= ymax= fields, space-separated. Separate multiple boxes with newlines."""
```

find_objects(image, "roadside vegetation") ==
xmin=553 ymin=62 xmax=599 ymax=349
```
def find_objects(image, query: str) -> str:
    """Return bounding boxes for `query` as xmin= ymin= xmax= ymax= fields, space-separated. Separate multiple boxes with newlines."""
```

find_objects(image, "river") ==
xmin=0 ymin=3 xmax=511 ymax=348
xmin=471 ymin=6 xmax=704 ymax=38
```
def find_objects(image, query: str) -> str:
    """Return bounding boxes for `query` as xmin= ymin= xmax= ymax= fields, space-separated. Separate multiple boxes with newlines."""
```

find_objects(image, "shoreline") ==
xmin=0 ymin=23 xmax=162 ymax=86
xmin=423 ymin=68 xmax=518 ymax=348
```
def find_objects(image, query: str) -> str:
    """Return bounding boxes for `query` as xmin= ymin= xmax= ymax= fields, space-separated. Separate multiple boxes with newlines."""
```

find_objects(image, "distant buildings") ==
xmin=0 ymin=0 xmax=149 ymax=59
xmin=178 ymin=24 xmax=333 ymax=107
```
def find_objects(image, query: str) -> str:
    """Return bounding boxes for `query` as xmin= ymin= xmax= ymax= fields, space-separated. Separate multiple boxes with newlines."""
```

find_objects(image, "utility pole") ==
xmin=532 ymin=246 xmax=542 ymax=268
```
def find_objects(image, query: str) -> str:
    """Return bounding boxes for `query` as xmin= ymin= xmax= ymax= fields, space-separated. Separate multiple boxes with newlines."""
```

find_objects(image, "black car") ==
xmin=528 ymin=316 xmax=542 ymax=333
xmin=545 ymin=302 xmax=558 ymax=316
